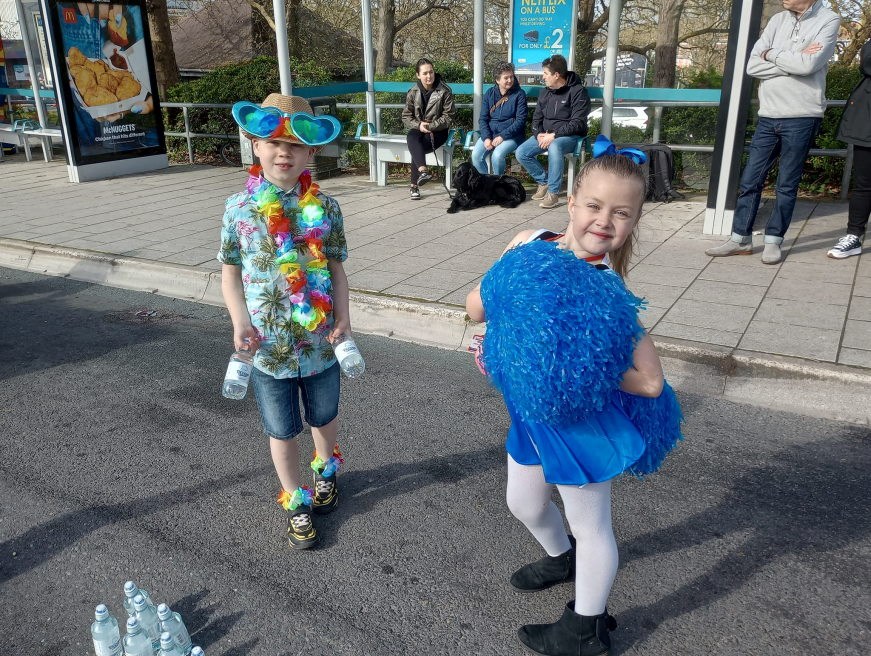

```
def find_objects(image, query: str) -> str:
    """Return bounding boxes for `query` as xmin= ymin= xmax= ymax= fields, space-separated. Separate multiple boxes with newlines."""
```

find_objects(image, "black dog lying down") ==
xmin=447 ymin=162 xmax=527 ymax=213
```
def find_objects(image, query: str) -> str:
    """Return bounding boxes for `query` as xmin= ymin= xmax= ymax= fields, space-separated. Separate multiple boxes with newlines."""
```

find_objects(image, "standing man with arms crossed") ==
xmin=706 ymin=0 xmax=840 ymax=265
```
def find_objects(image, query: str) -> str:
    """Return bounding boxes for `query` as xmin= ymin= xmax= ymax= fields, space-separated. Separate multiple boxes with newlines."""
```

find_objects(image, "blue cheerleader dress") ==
xmin=506 ymin=394 xmax=647 ymax=486
xmin=482 ymin=231 xmax=683 ymax=486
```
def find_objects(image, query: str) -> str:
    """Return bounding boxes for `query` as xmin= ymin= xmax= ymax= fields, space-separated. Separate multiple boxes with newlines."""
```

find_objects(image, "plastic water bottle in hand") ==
xmin=158 ymin=631 xmax=184 ymax=656
xmin=333 ymin=333 xmax=365 ymax=378
xmin=157 ymin=603 xmax=192 ymax=655
xmin=132 ymin=594 xmax=162 ymax=652
xmin=123 ymin=581 xmax=154 ymax=617
xmin=222 ymin=343 xmax=254 ymax=399
xmin=91 ymin=604 xmax=122 ymax=656
xmin=122 ymin=617 xmax=153 ymax=656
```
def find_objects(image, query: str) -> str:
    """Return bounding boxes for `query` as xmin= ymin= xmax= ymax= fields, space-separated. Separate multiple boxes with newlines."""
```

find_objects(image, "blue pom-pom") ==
xmin=480 ymin=239 xmax=645 ymax=425
xmin=619 ymin=382 xmax=684 ymax=477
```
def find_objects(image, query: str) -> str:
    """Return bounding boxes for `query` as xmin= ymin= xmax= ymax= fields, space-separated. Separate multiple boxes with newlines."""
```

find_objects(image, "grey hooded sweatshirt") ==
xmin=746 ymin=0 xmax=840 ymax=118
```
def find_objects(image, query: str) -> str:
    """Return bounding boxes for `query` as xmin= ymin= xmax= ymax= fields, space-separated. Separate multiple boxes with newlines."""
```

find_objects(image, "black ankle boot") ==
xmin=510 ymin=535 xmax=576 ymax=592
xmin=518 ymin=601 xmax=616 ymax=656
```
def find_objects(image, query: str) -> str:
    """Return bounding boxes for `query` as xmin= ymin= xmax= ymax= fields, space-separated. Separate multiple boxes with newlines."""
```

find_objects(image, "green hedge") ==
xmin=163 ymin=56 xmax=331 ymax=163
xmin=657 ymin=65 xmax=863 ymax=195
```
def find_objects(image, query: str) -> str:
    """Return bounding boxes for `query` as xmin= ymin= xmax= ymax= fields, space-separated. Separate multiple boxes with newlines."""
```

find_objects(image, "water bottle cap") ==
xmin=191 ymin=648 xmax=204 ymax=656
xmin=124 ymin=580 xmax=137 ymax=595
xmin=160 ymin=631 xmax=174 ymax=647
xmin=156 ymin=603 xmax=171 ymax=619
xmin=133 ymin=594 xmax=147 ymax=610
xmin=126 ymin=616 xmax=140 ymax=631
xmin=95 ymin=604 xmax=109 ymax=620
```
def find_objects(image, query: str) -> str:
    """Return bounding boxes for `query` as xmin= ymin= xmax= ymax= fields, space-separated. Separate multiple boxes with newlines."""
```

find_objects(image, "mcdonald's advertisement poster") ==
xmin=41 ymin=0 xmax=165 ymax=165
xmin=510 ymin=0 xmax=576 ymax=75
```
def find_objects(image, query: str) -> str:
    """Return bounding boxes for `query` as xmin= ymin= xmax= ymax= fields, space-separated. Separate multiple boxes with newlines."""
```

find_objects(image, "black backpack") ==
xmin=637 ymin=144 xmax=684 ymax=203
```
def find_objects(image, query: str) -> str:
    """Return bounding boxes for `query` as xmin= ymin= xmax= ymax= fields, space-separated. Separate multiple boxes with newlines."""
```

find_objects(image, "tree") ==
xmin=145 ymin=0 xmax=180 ymax=100
xmin=828 ymin=0 xmax=871 ymax=63
xmin=374 ymin=0 xmax=453 ymax=74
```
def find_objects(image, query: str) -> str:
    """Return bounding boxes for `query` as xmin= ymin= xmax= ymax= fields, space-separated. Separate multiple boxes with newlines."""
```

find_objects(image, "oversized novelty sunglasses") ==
xmin=232 ymin=101 xmax=342 ymax=145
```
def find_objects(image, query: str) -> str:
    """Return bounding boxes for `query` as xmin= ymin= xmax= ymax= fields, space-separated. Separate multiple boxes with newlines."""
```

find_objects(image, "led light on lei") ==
xmin=247 ymin=165 xmax=333 ymax=331
xmin=311 ymin=444 xmax=345 ymax=478
xmin=277 ymin=485 xmax=314 ymax=511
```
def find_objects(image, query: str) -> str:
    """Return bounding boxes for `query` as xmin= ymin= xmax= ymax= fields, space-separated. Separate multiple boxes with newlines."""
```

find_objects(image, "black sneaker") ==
xmin=410 ymin=185 xmax=421 ymax=200
xmin=312 ymin=469 xmax=339 ymax=515
xmin=827 ymin=234 xmax=862 ymax=259
xmin=287 ymin=504 xmax=318 ymax=550
xmin=416 ymin=170 xmax=433 ymax=186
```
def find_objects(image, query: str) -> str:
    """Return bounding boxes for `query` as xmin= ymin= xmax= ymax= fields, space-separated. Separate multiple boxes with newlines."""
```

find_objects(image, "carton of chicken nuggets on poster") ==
xmin=66 ymin=46 xmax=145 ymax=118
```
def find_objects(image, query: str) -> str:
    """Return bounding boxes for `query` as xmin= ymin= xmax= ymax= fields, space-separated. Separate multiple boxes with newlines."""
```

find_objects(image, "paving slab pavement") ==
xmin=2 ymin=154 xmax=870 ymax=380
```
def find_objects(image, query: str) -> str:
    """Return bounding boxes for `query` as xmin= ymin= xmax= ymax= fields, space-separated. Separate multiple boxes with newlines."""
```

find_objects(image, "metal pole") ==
xmin=15 ymin=0 xmax=48 ymax=128
xmin=183 ymin=106 xmax=193 ymax=163
xmin=600 ymin=0 xmax=622 ymax=138
xmin=473 ymin=0 xmax=484 ymax=128
xmin=361 ymin=0 xmax=377 ymax=181
xmin=652 ymin=106 xmax=663 ymax=143
xmin=273 ymin=0 xmax=292 ymax=94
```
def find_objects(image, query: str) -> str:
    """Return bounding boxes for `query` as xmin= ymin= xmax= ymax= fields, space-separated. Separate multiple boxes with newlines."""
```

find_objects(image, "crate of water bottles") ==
xmin=90 ymin=579 xmax=205 ymax=656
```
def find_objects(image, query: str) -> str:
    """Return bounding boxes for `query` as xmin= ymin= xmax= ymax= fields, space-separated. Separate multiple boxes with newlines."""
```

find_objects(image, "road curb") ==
xmin=2 ymin=238 xmax=869 ymax=384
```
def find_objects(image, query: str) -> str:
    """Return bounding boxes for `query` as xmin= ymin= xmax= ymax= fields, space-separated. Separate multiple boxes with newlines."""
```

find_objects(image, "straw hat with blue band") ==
xmin=232 ymin=93 xmax=342 ymax=145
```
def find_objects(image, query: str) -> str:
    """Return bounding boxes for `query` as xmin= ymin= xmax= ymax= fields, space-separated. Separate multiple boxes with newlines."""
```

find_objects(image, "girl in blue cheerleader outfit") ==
xmin=466 ymin=137 xmax=683 ymax=656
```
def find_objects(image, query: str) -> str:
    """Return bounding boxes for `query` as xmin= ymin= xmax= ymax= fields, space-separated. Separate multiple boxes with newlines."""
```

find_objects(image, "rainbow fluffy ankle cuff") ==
xmin=277 ymin=486 xmax=313 ymax=511
xmin=311 ymin=444 xmax=345 ymax=477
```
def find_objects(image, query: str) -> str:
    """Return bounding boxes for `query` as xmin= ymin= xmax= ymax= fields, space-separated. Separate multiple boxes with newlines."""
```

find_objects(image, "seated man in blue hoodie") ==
xmin=706 ymin=0 xmax=840 ymax=264
xmin=472 ymin=61 xmax=527 ymax=176
xmin=515 ymin=54 xmax=590 ymax=209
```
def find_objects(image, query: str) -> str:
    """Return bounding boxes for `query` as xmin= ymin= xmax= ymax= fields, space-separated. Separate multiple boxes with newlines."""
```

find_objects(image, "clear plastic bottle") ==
xmin=91 ymin=604 xmax=122 ymax=656
xmin=158 ymin=631 xmax=184 ymax=656
xmin=332 ymin=333 xmax=365 ymax=378
xmin=122 ymin=617 xmax=153 ymax=656
xmin=222 ymin=344 xmax=254 ymax=399
xmin=123 ymin=581 xmax=155 ymax=617
xmin=157 ymin=603 xmax=192 ymax=655
xmin=190 ymin=648 xmax=205 ymax=656
xmin=132 ymin=594 xmax=162 ymax=652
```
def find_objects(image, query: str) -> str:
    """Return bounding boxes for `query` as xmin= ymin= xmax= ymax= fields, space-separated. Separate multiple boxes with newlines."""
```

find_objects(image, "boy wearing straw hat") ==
xmin=218 ymin=93 xmax=350 ymax=550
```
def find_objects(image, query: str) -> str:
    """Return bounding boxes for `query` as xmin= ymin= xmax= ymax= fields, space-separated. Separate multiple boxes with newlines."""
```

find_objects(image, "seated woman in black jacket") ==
xmin=401 ymin=58 xmax=455 ymax=200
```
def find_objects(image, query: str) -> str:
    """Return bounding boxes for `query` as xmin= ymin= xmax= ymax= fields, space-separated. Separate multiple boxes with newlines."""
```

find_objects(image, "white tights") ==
xmin=506 ymin=455 xmax=618 ymax=616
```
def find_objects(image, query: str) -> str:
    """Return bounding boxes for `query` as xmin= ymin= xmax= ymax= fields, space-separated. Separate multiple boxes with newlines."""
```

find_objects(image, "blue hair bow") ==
xmin=592 ymin=134 xmax=647 ymax=165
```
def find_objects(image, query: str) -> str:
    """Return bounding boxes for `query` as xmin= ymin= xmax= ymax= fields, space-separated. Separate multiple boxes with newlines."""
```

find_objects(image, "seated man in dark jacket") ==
xmin=515 ymin=54 xmax=590 ymax=209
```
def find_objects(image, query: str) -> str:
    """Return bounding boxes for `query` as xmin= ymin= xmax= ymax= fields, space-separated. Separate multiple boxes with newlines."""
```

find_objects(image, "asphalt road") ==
xmin=1 ymin=268 xmax=868 ymax=656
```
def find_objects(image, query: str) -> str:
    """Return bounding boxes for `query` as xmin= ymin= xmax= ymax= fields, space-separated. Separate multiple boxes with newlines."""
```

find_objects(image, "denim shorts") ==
xmin=250 ymin=363 xmax=340 ymax=440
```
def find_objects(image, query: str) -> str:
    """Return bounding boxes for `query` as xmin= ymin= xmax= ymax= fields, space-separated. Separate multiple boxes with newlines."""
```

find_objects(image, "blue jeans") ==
xmin=251 ymin=363 xmax=340 ymax=440
xmin=515 ymin=135 xmax=581 ymax=194
xmin=471 ymin=138 xmax=518 ymax=175
xmin=730 ymin=117 xmax=821 ymax=244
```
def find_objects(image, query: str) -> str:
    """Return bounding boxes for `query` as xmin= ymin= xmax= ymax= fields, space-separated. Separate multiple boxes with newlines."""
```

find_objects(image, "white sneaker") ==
xmin=827 ymin=235 xmax=862 ymax=259
xmin=762 ymin=242 xmax=782 ymax=265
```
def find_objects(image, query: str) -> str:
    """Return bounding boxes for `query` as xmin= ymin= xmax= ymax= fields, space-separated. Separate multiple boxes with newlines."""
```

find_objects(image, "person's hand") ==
xmin=328 ymin=317 xmax=351 ymax=343
xmin=233 ymin=324 xmax=261 ymax=352
xmin=492 ymin=136 xmax=504 ymax=147
xmin=131 ymin=94 xmax=154 ymax=115
xmin=483 ymin=138 xmax=493 ymax=150
xmin=537 ymin=133 xmax=554 ymax=148
xmin=419 ymin=121 xmax=431 ymax=134
xmin=802 ymin=42 xmax=822 ymax=55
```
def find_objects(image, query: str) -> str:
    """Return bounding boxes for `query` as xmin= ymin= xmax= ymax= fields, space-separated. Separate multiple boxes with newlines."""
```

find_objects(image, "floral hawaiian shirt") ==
xmin=218 ymin=178 xmax=348 ymax=379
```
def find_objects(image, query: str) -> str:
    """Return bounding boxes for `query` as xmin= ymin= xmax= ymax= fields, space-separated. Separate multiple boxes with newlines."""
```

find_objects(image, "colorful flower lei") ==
xmin=277 ymin=486 xmax=314 ymax=511
xmin=311 ymin=444 xmax=345 ymax=477
xmin=246 ymin=165 xmax=333 ymax=332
